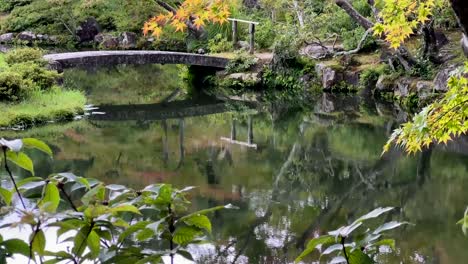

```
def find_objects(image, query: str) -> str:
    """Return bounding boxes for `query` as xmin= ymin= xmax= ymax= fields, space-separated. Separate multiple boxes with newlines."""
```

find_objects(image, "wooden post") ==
xmin=231 ymin=119 xmax=237 ymax=140
xmin=249 ymin=23 xmax=255 ymax=54
xmin=232 ymin=20 xmax=238 ymax=47
xmin=247 ymin=116 xmax=254 ymax=145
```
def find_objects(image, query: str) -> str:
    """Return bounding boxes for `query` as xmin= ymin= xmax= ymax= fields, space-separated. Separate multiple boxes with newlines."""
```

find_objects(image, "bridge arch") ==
xmin=44 ymin=51 xmax=230 ymax=71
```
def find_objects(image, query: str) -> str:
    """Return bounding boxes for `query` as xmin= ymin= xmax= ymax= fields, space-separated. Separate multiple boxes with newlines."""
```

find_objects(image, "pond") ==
xmin=4 ymin=64 xmax=468 ymax=263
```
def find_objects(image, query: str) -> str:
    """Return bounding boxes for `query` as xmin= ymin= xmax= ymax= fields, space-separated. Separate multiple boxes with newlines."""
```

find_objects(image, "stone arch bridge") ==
xmin=44 ymin=50 xmax=231 ymax=71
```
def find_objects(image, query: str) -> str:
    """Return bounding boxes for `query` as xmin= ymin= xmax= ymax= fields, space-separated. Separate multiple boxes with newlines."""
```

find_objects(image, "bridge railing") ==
xmin=228 ymin=18 xmax=260 ymax=54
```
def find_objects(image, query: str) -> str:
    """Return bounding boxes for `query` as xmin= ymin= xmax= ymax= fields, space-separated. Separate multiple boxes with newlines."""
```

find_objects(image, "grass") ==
xmin=0 ymin=52 xmax=7 ymax=69
xmin=0 ymin=88 xmax=86 ymax=128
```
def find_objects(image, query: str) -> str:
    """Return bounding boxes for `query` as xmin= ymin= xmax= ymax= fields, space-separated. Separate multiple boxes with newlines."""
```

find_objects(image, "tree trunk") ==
xmin=293 ymin=0 xmax=305 ymax=28
xmin=449 ymin=0 xmax=468 ymax=57
xmin=335 ymin=0 xmax=374 ymax=30
xmin=422 ymin=19 xmax=440 ymax=63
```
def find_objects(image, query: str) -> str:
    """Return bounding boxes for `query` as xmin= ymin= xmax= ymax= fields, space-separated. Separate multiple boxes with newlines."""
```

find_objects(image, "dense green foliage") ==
xmin=0 ymin=138 xmax=233 ymax=263
xmin=0 ymin=48 xmax=85 ymax=128
xmin=207 ymin=34 xmax=232 ymax=53
xmin=4 ymin=47 xmax=44 ymax=65
xmin=0 ymin=48 xmax=60 ymax=101
xmin=0 ymin=0 xmax=159 ymax=34
xmin=225 ymin=51 xmax=257 ymax=73
xmin=0 ymin=70 xmax=27 ymax=101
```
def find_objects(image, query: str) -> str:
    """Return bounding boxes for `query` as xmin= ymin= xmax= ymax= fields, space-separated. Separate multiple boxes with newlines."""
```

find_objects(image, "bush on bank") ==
xmin=0 ymin=47 xmax=85 ymax=128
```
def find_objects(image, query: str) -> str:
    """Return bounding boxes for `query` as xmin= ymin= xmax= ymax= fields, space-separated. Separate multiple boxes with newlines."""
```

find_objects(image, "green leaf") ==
xmin=73 ymin=224 xmax=92 ymax=256
xmin=348 ymin=248 xmax=374 ymax=264
xmin=43 ymin=260 xmax=62 ymax=264
xmin=118 ymin=221 xmax=150 ymax=243
xmin=6 ymin=151 xmax=34 ymax=175
xmin=82 ymin=184 xmax=105 ymax=206
xmin=135 ymin=255 xmax=162 ymax=264
xmin=322 ymin=244 xmax=344 ymax=255
xmin=136 ymin=228 xmax=155 ymax=242
xmin=87 ymin=230 xmax=100 ymax=259
xmin=44 ymin=250 xmax=73 ymax=259
xmin=172 ymin=226 xmax=202 ymax=246
xmin=94 ymin=228 xmax=112 ymax=242
xmin=49 ymin=219 xmax=85 ymax=240
xmin=183 ymin=214 xmax=211 ymax=233
xmin=39 ymin=183 xmax=60 ymax=213
xmin=32 ymin=229 xmax=46 ymax=256
xmin=355 ymin=207 xmax=394 ymax=223
xmin=155 ymin=184 xmax=172 ymax=204
xmin=76 ymin=177 xmax=91 ymax=190
xmin=17 ymin=177 xmax=44 ymax=188
xmin=373 ymin=221 xmax=408 ymax=235
xmin=109 ymin=204 xmax=141 ymax=215
xmin=106 ymin=184 xmax=127 ymax=191
xmin=0 ymin=187 xmax=12 ymax=205
xmin=179 ymin=204 xmax=237 ymax=222
xmin=329 ymin=222 xmax=362 ymax=238
xmin=22 ymin=138 xmax=52 ymax=156
xmin=2 ymin=239 xmax=29 ymax=257
xmin=84 ymin=205 xmax=110 ymax=219
xmin=178 ymin=250 xmax=194 ymax=261
xmin=295 ymin=235 xmax=335 ymax=263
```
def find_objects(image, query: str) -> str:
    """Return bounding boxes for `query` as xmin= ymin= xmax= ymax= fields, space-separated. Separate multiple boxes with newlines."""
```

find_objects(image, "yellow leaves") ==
xmin=144 ymin=0 xmax=231 ymax=38
xmin=384 ymin=66 xmax=468 ymax=154
xmin=193 ymin=17 xmax=205 ymax=29
xmin=151 ymin=27 xmax=163 ymax=38
xmin=374 ymin=0 xmax=447 ymax=49
xmin=171 ymin=19 xmax=188 ymax=32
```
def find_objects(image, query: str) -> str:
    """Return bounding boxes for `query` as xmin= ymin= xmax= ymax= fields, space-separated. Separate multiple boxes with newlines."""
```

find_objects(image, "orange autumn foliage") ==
xmin=143 ymin=0 xmax=231 ymax=38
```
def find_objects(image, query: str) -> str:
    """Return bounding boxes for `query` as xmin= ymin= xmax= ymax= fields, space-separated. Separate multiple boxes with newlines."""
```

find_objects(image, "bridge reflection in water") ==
xmin=89 ymin=99 xmax=259 ymax=173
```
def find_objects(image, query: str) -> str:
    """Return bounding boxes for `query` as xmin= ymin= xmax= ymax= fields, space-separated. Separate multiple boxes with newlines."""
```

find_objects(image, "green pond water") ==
xmin=4 ymin=64 xmax=468 ymax=263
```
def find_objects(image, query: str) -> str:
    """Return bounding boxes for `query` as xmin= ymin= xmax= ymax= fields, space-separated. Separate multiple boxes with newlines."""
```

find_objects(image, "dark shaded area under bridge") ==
xmin=89 ymin=99 xmax=233 ymax=121
xmin=44 ymin=51 xmax=231 ymax=71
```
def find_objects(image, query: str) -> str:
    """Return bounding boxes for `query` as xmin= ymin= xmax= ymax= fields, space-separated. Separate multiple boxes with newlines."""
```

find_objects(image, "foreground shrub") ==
xmin=226 ymin=51 xmax=257 ymax=73
xmin=0 ymin=138 xmax=234 ymax=263
xmin=0 ymin=0 xmax=31 ymax=12
xmin=5 ymin=47 xmax=44 ymax=65
xmin=15 ymin=61 xmax=61 ymax=90
xmin=360 ymin=64 xmax=391 ymax=87
xmin=0 ymin=70 xmax=28 ymax=101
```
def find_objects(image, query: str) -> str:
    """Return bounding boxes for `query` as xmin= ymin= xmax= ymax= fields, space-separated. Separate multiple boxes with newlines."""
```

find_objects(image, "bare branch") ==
xmin=334 ymin=28 xmax=372 ymax=56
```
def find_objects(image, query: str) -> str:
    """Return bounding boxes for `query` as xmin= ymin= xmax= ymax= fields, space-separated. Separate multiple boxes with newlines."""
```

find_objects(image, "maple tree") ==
xmin=382 ymin=1 xmax=468 ymax=153
xmin=143 ymin=0 xmax=232 ymax=38
xmin=373 ymin=0 xmax=446 ymax=49
xmin=384 ymin=63 xmax=468 ymax=153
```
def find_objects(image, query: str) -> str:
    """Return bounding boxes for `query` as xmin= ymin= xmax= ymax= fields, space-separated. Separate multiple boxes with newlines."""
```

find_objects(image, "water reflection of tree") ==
xmin=201 ymin=109 xmax=465 ymax=263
